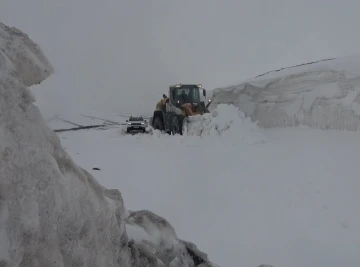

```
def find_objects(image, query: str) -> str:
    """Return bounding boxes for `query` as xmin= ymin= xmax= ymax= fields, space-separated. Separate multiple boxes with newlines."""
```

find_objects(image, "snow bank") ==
xmin=0 ymin=21 xmax=132 ymax=267
xmin=183 ymin=104 xmax=267 ymax=144
xmin=211 ymin=55 xmax=360 ymax=131
xmin=0 ymin=22 xmax=216 ymax=267
xmin=126 ymin=210 xmax=218 ymax=267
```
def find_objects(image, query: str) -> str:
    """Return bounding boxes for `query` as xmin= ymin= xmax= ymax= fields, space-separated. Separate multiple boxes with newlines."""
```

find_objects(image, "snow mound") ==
xmin=183 ymin=104 xmax=267 ymax=144
xmin=211 ymin=55 xmax=360 ymax=131
xmin=0 ymin=22 xmax=216 ymax=267
xmin=126 ymin=210 xmax=219 ymax=267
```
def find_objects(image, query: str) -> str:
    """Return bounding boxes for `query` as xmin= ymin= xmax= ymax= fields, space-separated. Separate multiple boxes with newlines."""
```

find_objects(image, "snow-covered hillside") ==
xmin=0 ymin=22 xmax=217 ymax=267
xmin=210 ymin=56 xmax=360 ymax=130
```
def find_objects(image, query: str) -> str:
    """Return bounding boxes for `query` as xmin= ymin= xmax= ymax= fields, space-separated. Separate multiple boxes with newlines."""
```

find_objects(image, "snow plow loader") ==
xmin=150 ymin=84 xmax=212 ymax=135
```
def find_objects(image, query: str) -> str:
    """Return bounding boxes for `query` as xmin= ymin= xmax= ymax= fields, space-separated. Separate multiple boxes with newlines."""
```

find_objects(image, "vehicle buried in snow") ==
xmin=150 ymin=83 xmax=212 ymax=135
xmin=126 ymin=116 xmax=148 ymax=133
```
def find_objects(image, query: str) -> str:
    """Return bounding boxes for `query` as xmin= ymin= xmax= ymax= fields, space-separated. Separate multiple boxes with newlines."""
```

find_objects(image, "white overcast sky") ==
xmin=1 ymin=0 xmax=360 ymax=118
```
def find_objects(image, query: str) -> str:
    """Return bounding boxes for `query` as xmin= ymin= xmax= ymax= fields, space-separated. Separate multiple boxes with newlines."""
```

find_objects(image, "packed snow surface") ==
xmin=211 ymin=55 xmax=360 ymax=130
xmin=0 ymin=21 xmax=216 ymax=267
xmin=60 ymin=116 xmax=360 ymax=267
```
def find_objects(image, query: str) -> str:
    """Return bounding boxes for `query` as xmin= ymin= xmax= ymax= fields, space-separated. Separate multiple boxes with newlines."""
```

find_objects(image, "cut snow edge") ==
xmin=210 ymin=55 xmax=360 ymax=131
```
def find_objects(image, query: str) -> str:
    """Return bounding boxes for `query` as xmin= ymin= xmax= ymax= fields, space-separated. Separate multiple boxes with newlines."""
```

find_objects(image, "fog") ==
xmin=2 ymin=0 xmax=360 ymax=119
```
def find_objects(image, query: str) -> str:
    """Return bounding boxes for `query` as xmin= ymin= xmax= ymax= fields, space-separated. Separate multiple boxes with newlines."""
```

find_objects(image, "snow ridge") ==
xmin=211 ymin=55 xmax=360 ymax=131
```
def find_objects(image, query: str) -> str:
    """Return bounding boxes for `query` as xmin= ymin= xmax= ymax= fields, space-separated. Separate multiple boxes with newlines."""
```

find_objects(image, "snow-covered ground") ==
xmin=58 ymin=108 xmax=360 ymax=267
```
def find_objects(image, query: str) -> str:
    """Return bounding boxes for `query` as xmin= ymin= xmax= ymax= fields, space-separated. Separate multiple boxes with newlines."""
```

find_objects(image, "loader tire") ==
xmin=171 ymin=115 xmax=183 ymax=135
xmin=153 ymin=116 xmax=164 ymax=131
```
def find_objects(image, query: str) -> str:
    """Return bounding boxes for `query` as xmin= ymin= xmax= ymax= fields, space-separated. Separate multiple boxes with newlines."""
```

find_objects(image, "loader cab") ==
xmin=169 ymin=84 xmax=206 ymax=107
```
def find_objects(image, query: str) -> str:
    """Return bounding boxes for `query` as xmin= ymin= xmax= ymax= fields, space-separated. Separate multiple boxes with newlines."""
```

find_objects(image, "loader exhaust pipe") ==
xmin=206 ymin=99 xmax=212 ymax=109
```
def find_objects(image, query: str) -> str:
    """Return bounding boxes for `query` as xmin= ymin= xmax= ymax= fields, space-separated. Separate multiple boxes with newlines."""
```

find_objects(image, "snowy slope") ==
xmin=0 ymin=22 xmax=217 ymax=267
xmin=210 ymin=55 xmax=360 ymax=130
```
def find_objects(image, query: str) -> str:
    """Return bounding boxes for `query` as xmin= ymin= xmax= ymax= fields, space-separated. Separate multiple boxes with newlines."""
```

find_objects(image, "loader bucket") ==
xmin=182 ymin=113 xmax=212 ymax=135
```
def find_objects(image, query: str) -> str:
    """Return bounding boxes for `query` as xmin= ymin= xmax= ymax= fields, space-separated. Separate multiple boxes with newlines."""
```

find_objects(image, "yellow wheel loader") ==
xmin=150 ymin=84 xmax=212 ymax=135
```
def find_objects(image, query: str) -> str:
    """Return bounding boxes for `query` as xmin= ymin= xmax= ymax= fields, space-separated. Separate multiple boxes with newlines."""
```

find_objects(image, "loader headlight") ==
xmin=128 ymin=123 xmax=131 ymax=125
xmin=141 ymin=123 xmax=144 ymax=124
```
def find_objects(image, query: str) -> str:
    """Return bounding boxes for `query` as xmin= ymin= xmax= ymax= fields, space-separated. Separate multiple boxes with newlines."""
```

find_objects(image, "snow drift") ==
xmin=210 ymin=56 xmax=360 ymax=131
xmin=183 ymin=104 xmax=266 ymax=144
xmin=0 ymin=22 xmax=216 ymax=267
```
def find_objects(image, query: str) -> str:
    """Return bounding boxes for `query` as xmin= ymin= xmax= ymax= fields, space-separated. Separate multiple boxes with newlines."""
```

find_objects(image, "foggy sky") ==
xmin=2 ymin=0 xmax=360 ymax=118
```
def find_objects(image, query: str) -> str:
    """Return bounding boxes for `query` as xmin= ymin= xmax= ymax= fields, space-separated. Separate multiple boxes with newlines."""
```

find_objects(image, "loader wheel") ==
xmin=171 ymin=115 xmax=183 ymax=135
xmin=153 ymin=116 xmax=164 ymax=131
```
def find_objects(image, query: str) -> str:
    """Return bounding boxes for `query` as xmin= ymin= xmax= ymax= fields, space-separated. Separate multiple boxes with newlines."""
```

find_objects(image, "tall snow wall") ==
xmin=0 ymin=22 xmax=216 ymax=267
xmin=0 ymin=21 xmax=134 ymax=267
xmin=210 ymin=56 xmax=360 ymax=131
